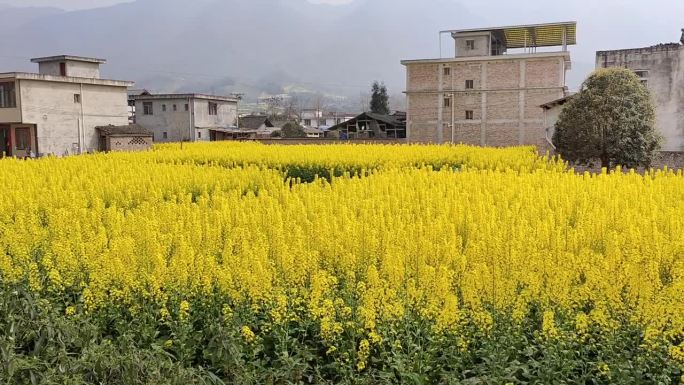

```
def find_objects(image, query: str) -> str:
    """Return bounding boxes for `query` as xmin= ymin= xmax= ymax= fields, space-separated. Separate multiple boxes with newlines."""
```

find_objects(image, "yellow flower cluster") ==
xmin=0 ymin=143 xmax=682 ymax=362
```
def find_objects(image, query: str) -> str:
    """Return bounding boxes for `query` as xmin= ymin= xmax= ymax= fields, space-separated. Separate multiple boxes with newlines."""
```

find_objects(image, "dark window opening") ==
xmin=443 ymin=97 xmax=451 ymax=107
xmin=0 ymin=82 xmax=17 ymax=108
xmin=15 ymin=127 xmax=30 ymax=150
xmin=143 ymin=102 xmax=153 ymax=115
xmin=59 ymin=62 xmax=67 ymax=76
xmin=208 ymin=102 xmax=218 ymax=115
xmin=173 ymin=104 xmax=177 ymax=111
xmin=465 ymin=80 xmax=474 ymax=89
xmin=465 ymin=110 xmax=474 ymax=120
xmin=74 ymin=94 xmax=81 ymax=103
xmin=162 ymin=104 xmax=167 ymax=112
xmin=466 ymin=40 xmax=475 ymax=50
xmin=162 ymin=132 xmax=168 ymax=139
xmin=184 ymin=104 xmax=189 ymax=111
xmin=443 ymin=67 xmax=451 ymax=76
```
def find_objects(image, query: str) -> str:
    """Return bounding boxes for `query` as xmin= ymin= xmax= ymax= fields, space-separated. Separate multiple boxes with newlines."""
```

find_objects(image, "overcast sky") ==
xmin=1 ymin=0 xmax=350 ymax=9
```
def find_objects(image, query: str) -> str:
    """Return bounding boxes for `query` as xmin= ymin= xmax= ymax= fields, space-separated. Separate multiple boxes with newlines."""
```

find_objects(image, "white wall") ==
xmin=19 ymin=79 xmax=128 ymax=156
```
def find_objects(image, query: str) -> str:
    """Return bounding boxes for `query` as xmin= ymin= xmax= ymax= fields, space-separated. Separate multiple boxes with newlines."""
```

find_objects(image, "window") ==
xmin=443 ymin=67 xmax=451 ymax=76
xmin=15 ymin=127 xmax=30 ymax=150
xmin=143 ymin=102 xmax=153 ymax=115
xmin=0 ymin=82 xmax=17 ymax=108
xmin=59 ymin=62 xmax=67 ymax=76
xmin=73 ymin=94 xmax=81 ymax=103
xmin=443 ymin=97 xmax=451 ymax=107
xmin=465 ymin=110 xmax=474 ymax=120
xmin=173 ymin=104 xmax=177 ymax=112
xmin=208 ymin=102 xmax=218 ymax=115
xmin=466 ymin=40 xmax=475 ymax=50
xmin=198 ymin=132 xmax=202 ymax=139
xmin=465 ymin=80 xmax=474 ymax=89
xmin=162 ymin=132 xmax=168 ymax=139
xmin=162 ymin=104 xmax=167 ymax=112
xmin=634 ymin=70 xmax=649 ymax=87
xmin=184 ymin=104 xmax=189 ymax=112
xmin=304 ymin=119 xmax=311 ymax=126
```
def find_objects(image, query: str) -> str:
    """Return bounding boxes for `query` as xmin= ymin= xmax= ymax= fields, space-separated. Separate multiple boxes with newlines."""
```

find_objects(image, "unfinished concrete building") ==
xmin=401 ymin=22 xmax=576 ymax=148
xmin=596 ymin=30 xmax=684 ymax=152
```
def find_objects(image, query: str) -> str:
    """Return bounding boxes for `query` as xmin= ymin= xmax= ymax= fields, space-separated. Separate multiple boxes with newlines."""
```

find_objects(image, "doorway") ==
xmin=0 ymin=125 xmax=9 ymax=156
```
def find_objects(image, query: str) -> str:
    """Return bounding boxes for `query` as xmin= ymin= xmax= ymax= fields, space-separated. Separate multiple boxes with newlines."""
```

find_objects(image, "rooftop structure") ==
xmin=440 ymin=22 xmax=577 ymax=57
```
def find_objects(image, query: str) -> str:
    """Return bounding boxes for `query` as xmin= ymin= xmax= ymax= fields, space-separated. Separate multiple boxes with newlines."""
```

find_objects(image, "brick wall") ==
xmin=404 ymin=54 xmax=568 ymax=148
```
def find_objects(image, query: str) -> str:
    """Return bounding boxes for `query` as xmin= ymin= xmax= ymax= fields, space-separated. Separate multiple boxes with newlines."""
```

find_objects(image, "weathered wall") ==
xmin=404 ymin=53 xmax=567 ymax=147
xmin=454 ymin=33 xmax=490 ymax=57
xmin=19 ymin=79 xmax=129 ymax=156
xmin=135 ymin=98 xmax=192 ymax=142
xmin=596 ymin=44 xmax=684 ymax=151
xmin=106 ymin=135 xmax=153 ymax=152
xmin=135 ymin=98 xmax=238 ymax=143
xmin=193 ymin=98 xmax=238 ymax=141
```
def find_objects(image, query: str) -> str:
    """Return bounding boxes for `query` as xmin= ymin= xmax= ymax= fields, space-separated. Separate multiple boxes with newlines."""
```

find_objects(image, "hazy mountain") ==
xmin=0 ymin=0 xmax=476 ymax=109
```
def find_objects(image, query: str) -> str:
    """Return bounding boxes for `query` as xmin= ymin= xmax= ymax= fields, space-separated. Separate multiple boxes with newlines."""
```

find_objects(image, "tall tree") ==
xmin=553 ymin=68 xmax=661 ymax=169
xmin=370 ymin=81 xmax=390 ymax=115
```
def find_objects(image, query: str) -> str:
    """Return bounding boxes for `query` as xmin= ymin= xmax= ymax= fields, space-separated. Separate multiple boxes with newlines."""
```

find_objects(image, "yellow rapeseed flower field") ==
xmin=0 ymin=142 xmax=682 ymax=384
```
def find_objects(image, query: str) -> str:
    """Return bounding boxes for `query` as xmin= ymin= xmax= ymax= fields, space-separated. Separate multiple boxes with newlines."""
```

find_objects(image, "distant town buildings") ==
xmin=596 ymin=30 xmax=684 ymax=151
xmin=130 ymin=93 xmax=239 ymax=142
xmin=0 ymin=55 xmax=132 ymax=156
xmin=402 ymin=22 xmax=576 ymax=148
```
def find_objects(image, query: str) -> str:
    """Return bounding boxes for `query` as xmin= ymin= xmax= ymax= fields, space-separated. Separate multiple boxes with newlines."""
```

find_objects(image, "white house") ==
xmin=0 ymin=55 xmax=133 ymax=157
xmin=131 ymin=93 xmax=239 ymax=142
xmin=300 ymin=108 xmax=356 ymax=130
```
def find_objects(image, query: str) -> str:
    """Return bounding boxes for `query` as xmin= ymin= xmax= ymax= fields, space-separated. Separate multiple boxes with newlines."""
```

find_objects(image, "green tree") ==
xmin=280 ymin=122 xmax=306 ymax=138
xmin=553 ymin=68 xmax=660 ymax=169
xmin=370 ymin=81 xmax=390 ymax=115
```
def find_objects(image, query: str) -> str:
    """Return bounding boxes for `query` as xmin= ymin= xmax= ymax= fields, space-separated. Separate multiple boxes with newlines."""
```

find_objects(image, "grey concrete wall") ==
xmin=19 ymin=79 xmax=128 ymax=156
xmin=134 ymin=98 xmax=192 ymax=142
xmin=454 ymin=33 xmax=490 ymax=57
xmin=596 ymin=44 xmax=684 ymax=151
xmin=193 ymin=99 xmax=238 ymax=140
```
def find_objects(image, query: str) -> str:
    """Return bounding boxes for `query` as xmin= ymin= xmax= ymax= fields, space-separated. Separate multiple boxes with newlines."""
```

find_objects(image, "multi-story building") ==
xmin=131 ymin=93 xmax=239 ymax=142
xmin=596 ymin=30 xmax=684 ymax=151
xmin=0 ymin=55 xmax=133 ymax=157
xmin=401 ymin=22 xmax=576 ymax=148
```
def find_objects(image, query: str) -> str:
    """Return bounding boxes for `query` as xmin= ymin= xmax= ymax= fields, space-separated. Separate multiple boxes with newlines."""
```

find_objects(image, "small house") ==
xmin=96 ymin=124 xmax=153 ymax=152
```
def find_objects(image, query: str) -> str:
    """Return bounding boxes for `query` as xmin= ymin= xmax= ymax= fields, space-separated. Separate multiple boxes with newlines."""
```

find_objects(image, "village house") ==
xmin=596 ymin=30 xmax=684 ymax=152
xmin=0 ymin=55 xmax=133 ymax=157
xmin=300 ymin=108 xmax=356 ymax=130
xmin=96 ymin=124 xmax=153 ymax=152
xmin=239 ymin=115 xmax=279 ymax=138
xmin=130 ymin=93 xmax=239 ymax=142
xmin=327 ymin=111 xmax=407 ymax=139
xmin=401 ymin=22 xmax=576 ymax=148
